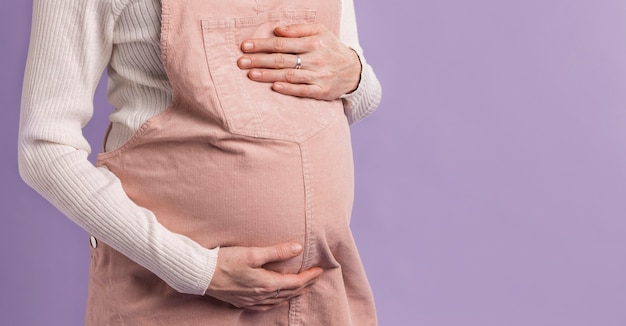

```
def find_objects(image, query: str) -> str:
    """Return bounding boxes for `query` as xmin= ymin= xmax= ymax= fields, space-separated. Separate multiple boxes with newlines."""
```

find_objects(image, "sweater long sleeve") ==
xmin=19 ymin=0 xmax=217 ymax=295
xmin=18 ymin=0 xmax=381 ymax=295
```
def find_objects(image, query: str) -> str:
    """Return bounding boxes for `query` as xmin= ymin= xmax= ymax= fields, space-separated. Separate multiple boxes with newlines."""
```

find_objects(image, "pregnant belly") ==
xmin=113 ymin=120 xmax=354 ymax=274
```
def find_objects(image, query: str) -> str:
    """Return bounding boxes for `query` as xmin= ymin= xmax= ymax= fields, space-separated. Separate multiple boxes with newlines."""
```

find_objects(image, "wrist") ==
xmin=344 ymin=47 xmax=362 ymax=96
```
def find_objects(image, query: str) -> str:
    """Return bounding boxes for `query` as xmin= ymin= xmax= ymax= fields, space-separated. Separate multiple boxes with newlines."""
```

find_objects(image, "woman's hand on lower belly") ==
xmin=204 ymin=242 xmax=323 ymax=311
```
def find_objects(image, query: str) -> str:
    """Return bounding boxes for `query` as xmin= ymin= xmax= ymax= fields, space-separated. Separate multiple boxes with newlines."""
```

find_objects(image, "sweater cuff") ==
xmin=200 ymin=247 xmax=219 ymax=295
xmin=341 ymin=50 xmax=382 ymax=125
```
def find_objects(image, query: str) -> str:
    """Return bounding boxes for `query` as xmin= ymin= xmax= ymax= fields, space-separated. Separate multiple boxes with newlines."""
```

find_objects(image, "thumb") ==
xmin=253 ymin=242 xmax=303 ymax=266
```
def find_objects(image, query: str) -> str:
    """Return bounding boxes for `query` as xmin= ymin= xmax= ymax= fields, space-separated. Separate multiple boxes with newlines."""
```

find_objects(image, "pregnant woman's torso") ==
xmin=88 ymin=0 xmax=376 ymax=324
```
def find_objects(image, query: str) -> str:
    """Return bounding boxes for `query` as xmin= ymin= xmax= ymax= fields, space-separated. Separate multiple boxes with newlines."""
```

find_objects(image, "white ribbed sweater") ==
xmin=19 ymin=0 xmax=382 ymax=295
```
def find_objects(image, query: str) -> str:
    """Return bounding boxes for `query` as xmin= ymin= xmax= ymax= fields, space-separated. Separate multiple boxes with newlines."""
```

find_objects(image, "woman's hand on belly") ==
xmin=237 ymin=23 xmax=361 ymax=101
xmin=205 ymin=242 xmax=323 ymax=311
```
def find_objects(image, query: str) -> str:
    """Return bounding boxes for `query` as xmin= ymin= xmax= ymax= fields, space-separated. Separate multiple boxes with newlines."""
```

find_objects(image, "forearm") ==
xmin=19 ymin=0 xmax=217 ymax=295
xmin=18 ymin=138 xmax=218 ymax=295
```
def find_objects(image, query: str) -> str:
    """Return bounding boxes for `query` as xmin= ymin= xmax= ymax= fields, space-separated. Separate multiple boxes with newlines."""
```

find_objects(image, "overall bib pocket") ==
xmin=201 ymin=10 xmax=340 ymax=142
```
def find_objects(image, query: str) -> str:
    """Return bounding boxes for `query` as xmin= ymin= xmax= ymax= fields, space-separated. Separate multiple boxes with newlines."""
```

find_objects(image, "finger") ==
xmin=244 ymin=304 xmax=278 ymax=312
xmin=271 ymin=266 xmax=324 ymax=291
xmin=264 ymin=287 xmax=308 ymax=301
xmin=247 ymin=287 xmax=310 ymax=310
xmin=245 ymin=301 xmax=289 ymax=312
xmin=247 ymin=68 xmax=314 ymax=84
xmin=247 ymin=266 xmax=321 ymax=301
xmin=238 ymin=53 xmax=300 ymax=70
xmin=273 ymin=82 xmax=328 ymax=100
xmin=241 ymin=36 xmax=309 ymax=54
xmin=273 ymin=23 xmax=326 ymax=38
xmin=251 ymin=243 xmax=303 ymax=266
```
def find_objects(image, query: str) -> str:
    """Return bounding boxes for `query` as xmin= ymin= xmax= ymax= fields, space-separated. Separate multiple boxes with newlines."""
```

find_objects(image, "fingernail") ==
xmin=239 ymin=57 xmax=251 ymax=67
xmin=242 ymin=42 xmax=253 ymax=51
xmin=291 ymin=243 xmax=302 ymax=253
xmin=273 ymin=83 xmax=284 ymax=91
xmin=279 ymin=25 xmax=289 ymax=31
xmin=249 ymin=70 xmax=261 ymax=78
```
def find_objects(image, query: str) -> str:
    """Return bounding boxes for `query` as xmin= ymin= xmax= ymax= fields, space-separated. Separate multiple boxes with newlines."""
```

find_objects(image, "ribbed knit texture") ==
xmin=18 ymin=0 xmax=381 ymax=295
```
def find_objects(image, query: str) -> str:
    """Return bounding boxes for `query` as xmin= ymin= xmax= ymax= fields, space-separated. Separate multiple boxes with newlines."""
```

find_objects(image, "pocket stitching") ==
xmin=201 ymin=10 xmax=338 ymax=142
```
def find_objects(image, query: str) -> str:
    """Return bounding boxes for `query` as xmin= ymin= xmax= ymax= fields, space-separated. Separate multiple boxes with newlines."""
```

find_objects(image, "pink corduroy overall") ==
xmin=88 ymin=0 xmax=376 ymax=324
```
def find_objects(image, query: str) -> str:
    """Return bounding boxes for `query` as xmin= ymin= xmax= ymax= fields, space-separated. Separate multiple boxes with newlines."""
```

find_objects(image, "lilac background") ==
xmin=3 ymin=0 xmax=626 ymax=325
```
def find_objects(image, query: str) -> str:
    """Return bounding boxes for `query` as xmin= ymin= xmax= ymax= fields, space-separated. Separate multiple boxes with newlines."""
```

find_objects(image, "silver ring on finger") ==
xmin=273 ymin=289 xmax=281 ymax=299
xmin=294 ymin=55 xmax=302 ymax=70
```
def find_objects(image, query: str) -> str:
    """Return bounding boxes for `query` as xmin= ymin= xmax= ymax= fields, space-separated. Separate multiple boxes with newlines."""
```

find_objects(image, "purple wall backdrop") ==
xmin=3 ymin=0 xmax=626 ymax=325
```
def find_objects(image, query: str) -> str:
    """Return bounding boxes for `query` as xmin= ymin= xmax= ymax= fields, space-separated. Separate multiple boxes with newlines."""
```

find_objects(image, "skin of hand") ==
xmin=204 ymin=243 xmax=323 ymax=311
xmin=237 ymin=23 xmax=362 ymax=100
